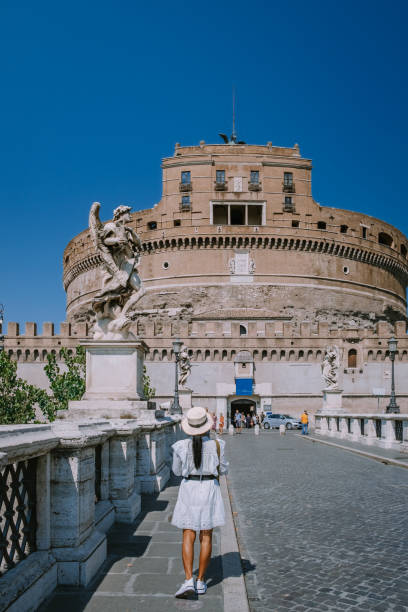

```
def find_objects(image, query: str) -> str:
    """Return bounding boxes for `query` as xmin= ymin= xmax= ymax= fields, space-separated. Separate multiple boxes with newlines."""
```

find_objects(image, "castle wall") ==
xmin=4 ymin=319 xmax=408 ymax=415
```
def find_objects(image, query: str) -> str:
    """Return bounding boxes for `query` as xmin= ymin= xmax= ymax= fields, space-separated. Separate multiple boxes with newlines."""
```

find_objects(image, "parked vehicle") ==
xmin=263 ymin=413 xmax=301 ymax=430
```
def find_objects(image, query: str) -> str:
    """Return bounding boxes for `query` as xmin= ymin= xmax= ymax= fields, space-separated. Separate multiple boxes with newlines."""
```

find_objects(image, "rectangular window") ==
xmin=285 ymin=196 xmax=292 ymax=205
xmin=361 ymin=226 xmax=367 ymax=239
xmin=173 ymin=219 xmax=181 ymax=227
xmin=247 ymin=205 xmax=263 ymax=225
xmin=211 ymin=202 xmax=265 ymax=226
xmin=250 ymin=171 xmax=259 ymax=184
xmin=181 ymin=171 xmax=191 ymax=184
xmin=216 ymin=170 xmax=225 ymax=183
xmin=213 ymin=204 xmax=228 ymax=224
xmin=292 ymin=220 xmax=299 ymax=228
xmin=230 ymin=205 xmax=245 ymax=225
xmin=181 ymin=195 xmax=190 ymax=206
xmin=284 ymin=172 xmax=293 ymax=186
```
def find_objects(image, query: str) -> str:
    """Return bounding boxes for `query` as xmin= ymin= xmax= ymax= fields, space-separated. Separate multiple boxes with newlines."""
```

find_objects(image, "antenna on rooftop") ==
xmin=232 ymin=86 xmax=236 ymax=143
xmin=219 ymin=86 xmax=246 ymax=145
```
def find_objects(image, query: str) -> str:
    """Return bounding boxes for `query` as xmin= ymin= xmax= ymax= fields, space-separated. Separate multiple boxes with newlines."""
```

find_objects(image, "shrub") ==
xmin=0 ymin=351 xmax=49 ymax=424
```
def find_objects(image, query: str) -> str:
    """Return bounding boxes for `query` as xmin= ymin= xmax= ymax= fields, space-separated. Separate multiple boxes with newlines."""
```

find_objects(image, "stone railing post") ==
xmin=384 ymin=418 xmax=395 ymax=449
xmin=351 ymin=417 xmax=360 ymax=441
xmin=50 ymin=423 xmax=109 ymax=586
xmin=365 ymin=418 xmax=377 ymax=446
xmin=339 ymin=417 xmax=348 ymax=439
xmin=109 ymin=422 xmax=141 ymax=522
xmin=136 ymin=421 xmax=176 ymax=494
xmin=320 ymin=416 xmax=329 ymax=435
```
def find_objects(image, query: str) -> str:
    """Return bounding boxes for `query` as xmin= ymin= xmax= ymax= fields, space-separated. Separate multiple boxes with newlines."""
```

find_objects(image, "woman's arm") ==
xmin=171 ymin=442 xmax=184 ymax=476
xmin=218 ymin=440 xmax=229 ymax=474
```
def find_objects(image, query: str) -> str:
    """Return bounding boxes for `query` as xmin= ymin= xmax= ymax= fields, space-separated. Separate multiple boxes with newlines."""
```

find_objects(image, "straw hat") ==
xmin=181 ymin=407 xmax=214 ymax=436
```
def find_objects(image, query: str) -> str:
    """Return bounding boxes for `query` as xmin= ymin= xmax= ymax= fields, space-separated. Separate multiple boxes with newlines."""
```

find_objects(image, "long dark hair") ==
xmin=192 ymin=435 xmax=203 ymax=469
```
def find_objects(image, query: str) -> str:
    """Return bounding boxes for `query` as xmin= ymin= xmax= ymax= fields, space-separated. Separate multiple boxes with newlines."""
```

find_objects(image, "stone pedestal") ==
xmin=322 ymin=388 xmax=344 ymax=413
xmin=67 ymin=340 xmax=154 ymax=419
xmin=179 ymin=388 xmax=192 ymax=412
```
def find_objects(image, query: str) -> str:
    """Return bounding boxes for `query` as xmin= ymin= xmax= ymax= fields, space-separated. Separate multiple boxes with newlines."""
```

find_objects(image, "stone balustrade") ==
xmin=0 ymin=415 xmax=182 ymax=612
xmin=313 ymin=413 xmax=408 ymax=452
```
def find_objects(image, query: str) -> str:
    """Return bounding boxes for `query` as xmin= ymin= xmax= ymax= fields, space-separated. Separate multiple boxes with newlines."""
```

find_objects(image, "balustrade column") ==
xmin=109 ymin=424 xmax=141 ymax=523
xmin=50 ymin=424 xmax=108 ymax=586
xmin=339 ymin=417 xmax=348 ymax=439
xmin=351 ymin=418 xmax=360 ymax=441
xmin=384 ymin=419 xmax=395 ymax=449
xmin=320 ymin=416 xmax=329 ymax=435
xmin=136 ymin=425 xmax=171 ymax=494
xmin=365 ymin=418 xmax=377 ymax=446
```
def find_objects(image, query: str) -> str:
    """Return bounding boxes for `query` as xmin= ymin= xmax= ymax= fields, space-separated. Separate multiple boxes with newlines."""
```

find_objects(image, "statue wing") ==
xmin=89 ymin=202 xmax=103 ymax=250
xmin=89 ymin=202 xmax=120 ymax=278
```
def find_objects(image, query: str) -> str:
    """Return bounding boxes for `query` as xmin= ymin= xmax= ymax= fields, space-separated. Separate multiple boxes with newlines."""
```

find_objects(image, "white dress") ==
xmin=171 ymin=436 xmax=228 ymax=531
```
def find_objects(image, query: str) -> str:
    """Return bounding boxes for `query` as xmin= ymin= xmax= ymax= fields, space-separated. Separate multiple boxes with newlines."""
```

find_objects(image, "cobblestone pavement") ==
xmin=40 ymin=475 xmax=223 ymax=612
xmin=307 ymin=432 xmax=408 ymax=468
xmin=225 ymin=429 xmax=408 ymax=612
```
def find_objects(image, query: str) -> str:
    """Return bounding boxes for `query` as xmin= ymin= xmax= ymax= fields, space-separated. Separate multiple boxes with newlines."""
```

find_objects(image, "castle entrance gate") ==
xmin=230 ymin=398 xmax=257 ymax=427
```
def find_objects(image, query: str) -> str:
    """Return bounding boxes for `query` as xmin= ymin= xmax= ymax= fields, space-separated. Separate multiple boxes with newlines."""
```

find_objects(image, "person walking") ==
xmin=234 ymin=410 xmax=242 ymax=433
xmin=211 ymin=412 xmax=217 ymax=435
xmin=171 ymin=407 xmax=228 ymax=598
xmin=300 ymin=410 xmax=309 ymax=435
xmin=218 ymin=413 xmax=225 ymax=435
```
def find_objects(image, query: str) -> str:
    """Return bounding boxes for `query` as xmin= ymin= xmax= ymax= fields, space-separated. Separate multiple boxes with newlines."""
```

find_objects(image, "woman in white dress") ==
xmin=171 ymin=406 xmax=228 ymax=598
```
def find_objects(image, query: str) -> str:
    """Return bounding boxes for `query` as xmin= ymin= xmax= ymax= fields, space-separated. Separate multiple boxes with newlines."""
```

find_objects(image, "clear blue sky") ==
xmin=1 ymin=0 xmax=407 ymax=330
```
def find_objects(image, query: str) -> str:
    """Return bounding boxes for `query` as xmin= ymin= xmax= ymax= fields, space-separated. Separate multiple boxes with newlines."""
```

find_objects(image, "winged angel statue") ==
xmin=89 ymin=202 xmax=144 ymax=339
xmin=321 ymin=345 xmax=341 ymax=390
xmin=178 ymin=346 xmax=191 ymax=388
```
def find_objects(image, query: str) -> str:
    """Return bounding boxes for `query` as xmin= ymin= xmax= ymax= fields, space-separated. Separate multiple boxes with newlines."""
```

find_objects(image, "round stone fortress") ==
xmin=64 ymin=140 xmax=408 ymax=329
xmin=41 ymin=138 xmax=408 ymax=417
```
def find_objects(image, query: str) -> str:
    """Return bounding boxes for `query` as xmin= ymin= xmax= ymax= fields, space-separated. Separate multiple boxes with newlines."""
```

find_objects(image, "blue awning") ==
xmin=235 ymin=378 xmax=253 ymax=396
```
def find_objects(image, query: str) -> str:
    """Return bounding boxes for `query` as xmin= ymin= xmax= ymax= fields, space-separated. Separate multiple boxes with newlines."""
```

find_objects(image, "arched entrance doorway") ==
xmin=230 ymin=398 xmax=257 ymax=427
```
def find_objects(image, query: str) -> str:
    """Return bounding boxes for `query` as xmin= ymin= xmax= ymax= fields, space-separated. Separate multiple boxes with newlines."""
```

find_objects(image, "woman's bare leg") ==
xmin=198 ymin=529 xmax=213 ymax=580
xmin=182 ymin=529 xmax=196 ymax=580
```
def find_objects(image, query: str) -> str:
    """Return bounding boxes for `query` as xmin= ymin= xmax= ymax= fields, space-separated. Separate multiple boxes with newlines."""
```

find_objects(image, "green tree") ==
xmin=0 ymin=351 xmax=50 ymax=424
xmin=143 ymin=365 xmax=156 ymax=400
xmin=43 ymin=346 xmax=86 ymax=413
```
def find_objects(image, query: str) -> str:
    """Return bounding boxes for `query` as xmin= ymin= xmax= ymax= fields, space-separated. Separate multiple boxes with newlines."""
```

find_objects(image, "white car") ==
xmin=263 ymin=413 xmax=301 ymax=430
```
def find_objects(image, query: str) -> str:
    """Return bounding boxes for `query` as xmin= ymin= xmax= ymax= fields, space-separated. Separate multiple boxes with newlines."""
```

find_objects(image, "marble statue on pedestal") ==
xmin=321 ymin=345 xmax=341 ymax=390
xmin=178 ymin=346 xmax=191 ymax=388
xmin=89 ymin=202 xmax=144 ymax=340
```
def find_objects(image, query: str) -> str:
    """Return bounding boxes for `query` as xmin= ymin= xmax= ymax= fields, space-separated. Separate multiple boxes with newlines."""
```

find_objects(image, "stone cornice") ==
xmin=63 ymin=233 xmax=408 ymax=291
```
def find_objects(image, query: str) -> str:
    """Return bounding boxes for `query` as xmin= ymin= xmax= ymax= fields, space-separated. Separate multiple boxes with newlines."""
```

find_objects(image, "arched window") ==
xmin=239 ymin=324 xmax=247 ymax=336
xmin=348 ymin=349 xmax=357 ymax=368
xmin=340 ymin=225 xmax=348 ymax=234
xmin=378 ymin=232 xmax=393 ymax=247
xmin=401 ymin=244 xmax=407 ymax=258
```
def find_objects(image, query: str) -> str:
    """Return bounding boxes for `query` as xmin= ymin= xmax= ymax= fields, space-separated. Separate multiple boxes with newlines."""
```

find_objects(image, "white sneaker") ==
xmin=175 ymin=578 xmax=196 ymax=598
xmin=196 ymin=579 xmax=207 ymax=594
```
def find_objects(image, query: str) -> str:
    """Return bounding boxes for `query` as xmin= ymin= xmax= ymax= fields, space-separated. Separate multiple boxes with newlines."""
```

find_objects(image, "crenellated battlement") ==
xmin=4 ymin=319 xmax=407 ymax=365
